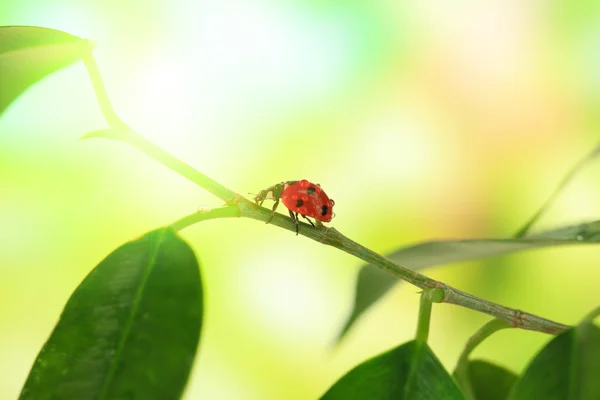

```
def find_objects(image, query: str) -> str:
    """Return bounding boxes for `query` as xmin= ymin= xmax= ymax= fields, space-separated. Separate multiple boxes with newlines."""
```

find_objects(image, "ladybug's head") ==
xmin=253 ymin=189 xmax=269 ymax=206
xmin=253 ymin=182 xmax=286 ymax=206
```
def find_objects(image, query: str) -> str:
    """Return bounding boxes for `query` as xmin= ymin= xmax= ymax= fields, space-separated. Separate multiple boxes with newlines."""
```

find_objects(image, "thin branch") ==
xmin=453 ymin=318 xmax=513 ymax=399
xmin=81 ymin=45 xmax=125 ymax=129
xmin=176 ymin=202 xmax=571 ymax=335
xmin=169 ymin=206 xmax=241 ymax=231
xmin=82 ymin=49 xmax=571 ymax=337
xmin=456 ymin=319 xmax=512 ymax=368
xmin=124 ymin=133 xmax=239 ymax=204
xmin=81 ymin=49 xmax=237 ymax=204
xmin=415 ymin=289 xmax=441 ymax=343
xmin=316 ymin=227 xmax=570 ymax=334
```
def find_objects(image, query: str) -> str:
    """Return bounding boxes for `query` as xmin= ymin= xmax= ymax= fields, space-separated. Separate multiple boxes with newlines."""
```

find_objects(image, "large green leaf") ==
xmin=19 ymin=228 xmax=203 ymax=400
xmin=321 ymin=340 xmax=465 ymax=399
xmin=0 ymin=25 xmax=90 ymax=116
xmin=508 ymin=314 xmax=600 ymax=400
xmin=453 ymin=360 xmax=517 ymax=400
xmin=338 ymin=219 xmax=600 ymax=341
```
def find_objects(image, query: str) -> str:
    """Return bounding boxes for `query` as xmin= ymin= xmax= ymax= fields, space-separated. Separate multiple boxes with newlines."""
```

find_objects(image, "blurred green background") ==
xmin=2 ymin=1 xmax=600 ymax=399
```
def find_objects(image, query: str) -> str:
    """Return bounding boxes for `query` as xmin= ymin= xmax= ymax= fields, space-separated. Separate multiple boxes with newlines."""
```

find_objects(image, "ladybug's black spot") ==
xmin=307 ymin=186 xmax=316 ymax=195
xmin=321 ymin=205 xmax=328 ymax=216
xmin=296 ymin=199 xmax=304 ymax=208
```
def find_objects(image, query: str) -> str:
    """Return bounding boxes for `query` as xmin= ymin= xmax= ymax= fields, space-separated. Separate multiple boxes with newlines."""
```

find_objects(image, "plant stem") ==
xmin=456 ymin=319 xmax=512 ymax=368
xmin=81 ymin=48 xmax=237 ymax=204
xmin=453 ymin=319 xmax=512 ymax=399
xmin=81 ymin=43 xmax=125 ymax=130
xmin=82 ymin=49 xmax=571 ymax=337
xmin=415 ymin=290 xmax=436 ymax=343
xmin=125 ymin=133 xmax=239 ymax=204
xmin=316 ymin=228 xmax=569 ymax=334
xmin=170 ymin=206 xmax=241 ymax=231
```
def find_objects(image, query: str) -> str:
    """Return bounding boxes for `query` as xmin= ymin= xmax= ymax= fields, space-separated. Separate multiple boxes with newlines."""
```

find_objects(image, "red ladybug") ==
xmin=254 ymin=180 xmax=335 ymax=235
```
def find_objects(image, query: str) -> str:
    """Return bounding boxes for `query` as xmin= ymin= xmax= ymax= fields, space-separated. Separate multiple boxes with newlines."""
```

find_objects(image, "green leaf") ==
xmin=453 ymin=360 xmax=517 ymax=400
xmin=508 ymin=316 xmax=600 ymax=400
xmin=321 ymin=340 xmax=465 ymax=400
xmin=19 ymin=228 xmax=203 ymax=400
xmin=0 ymin=25 xmax=91 ymax=116
xmin=514 ymin=143 xmax=600 ymax=237
xmin=338 ymin=219 xmax=600 ymax=341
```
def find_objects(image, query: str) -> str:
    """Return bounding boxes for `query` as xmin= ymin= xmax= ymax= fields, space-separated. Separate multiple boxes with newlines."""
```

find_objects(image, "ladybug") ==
xmin=254 ymin=180 xmax=335 ymax=235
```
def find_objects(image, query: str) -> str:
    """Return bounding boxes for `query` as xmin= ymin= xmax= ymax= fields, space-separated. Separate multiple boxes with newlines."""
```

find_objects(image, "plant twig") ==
xmin=415 ymin=291 xmax=433 ymax=344
xmin=81 ymin=47 xmax=237 ymax=204
xmin=169 ymin=206 xmax=241 ymax=231
xmin=316 ymin=228 xmax=569 ymax=334
xmin=453 ymin=318 xmax=513 ymax=399
xmin=415 ymin=289 xmax=442 ymax=343
xmin=81 ymin=44 xmax=125 ymax=130
xmin=456 ymin=319 xmax=512 ymax=367
xmin=82 ymin=48 xmax=571 ymax=337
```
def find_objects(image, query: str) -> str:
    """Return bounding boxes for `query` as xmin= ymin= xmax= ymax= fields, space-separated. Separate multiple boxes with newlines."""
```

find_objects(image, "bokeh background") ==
xmin=2 ymin=1 xmax=600 ymax=399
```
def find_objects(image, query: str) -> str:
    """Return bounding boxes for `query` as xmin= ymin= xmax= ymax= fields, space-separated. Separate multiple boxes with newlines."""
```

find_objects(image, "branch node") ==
xmin=227 ymin=194 xmax=245 ymax=217
xmin=319 ymin=226 xmax=336 ymax=245
xmin=511 ymin=309 xmax=524 ymax=328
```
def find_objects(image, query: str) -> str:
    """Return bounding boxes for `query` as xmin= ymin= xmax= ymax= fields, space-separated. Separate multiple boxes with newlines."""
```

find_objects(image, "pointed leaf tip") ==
xmin=19 ymin=228 xmax=204 ymax=400
xmin=453 ymin=360 xmax=517 ymax=400
xmin=321 ymin=340 xmax=465 ymax=399
xmin=0 ymin=26 xmax=91 ymax=116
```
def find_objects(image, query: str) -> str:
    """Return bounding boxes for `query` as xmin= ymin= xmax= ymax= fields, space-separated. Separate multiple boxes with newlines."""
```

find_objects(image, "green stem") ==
xmin=170 ymin=206 xmax=241 ymax=231
xmin=415 ymin=290 xmax=434 ymax=343
xmin=453 ymin=319 xmax=512 ymax=399
xmin=82 ymin=49 xmax=571 ymax=337
xmin=81 ymin=44 xmax=125 ymax=129
xmin=81 ymin=49 xmax=237 ymax=204
xmin=125 ymin=133 xmax=238 ymax=204
xmin=317 ymin=228 xmax=568 ymax=334
xmin=456 ymin=319 xmax=512 ymax=368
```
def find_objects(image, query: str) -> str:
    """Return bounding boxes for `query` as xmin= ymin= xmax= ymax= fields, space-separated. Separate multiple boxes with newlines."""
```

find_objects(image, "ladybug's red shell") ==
xmin=280 ymin=180 xmax=335 ymax=222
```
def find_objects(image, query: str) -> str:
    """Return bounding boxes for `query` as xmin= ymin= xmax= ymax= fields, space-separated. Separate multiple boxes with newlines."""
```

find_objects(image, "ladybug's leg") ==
xmin=288 ymin=210 xmax=299 ymax=235
xmin=300 ymin=214 xmax=316 ymax=228
xmin=265 ymin=198 xmax=280 ymax=225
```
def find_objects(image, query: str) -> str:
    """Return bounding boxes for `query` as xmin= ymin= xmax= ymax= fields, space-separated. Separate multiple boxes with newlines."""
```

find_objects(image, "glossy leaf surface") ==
xmin=20 ymin=228 xmax=203 ymax=400
xmin=321 ymin=340 xmax=465 ymax=400
xmin=509 ymin=319 xmax=600 ymax=400
xmin=453 ymin=360 xmax=517 ymax=400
